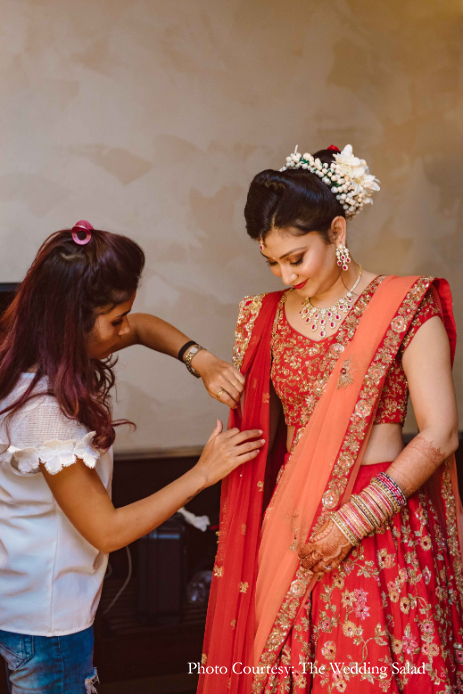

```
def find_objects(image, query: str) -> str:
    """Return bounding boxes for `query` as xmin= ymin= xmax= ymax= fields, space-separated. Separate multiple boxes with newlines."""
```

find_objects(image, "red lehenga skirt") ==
xmin=263 ymin=463 xmax=463 ymax=694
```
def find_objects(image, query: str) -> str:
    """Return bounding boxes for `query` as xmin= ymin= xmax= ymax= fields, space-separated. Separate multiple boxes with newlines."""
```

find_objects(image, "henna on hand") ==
xmin=386 ymin=434 xmax=446 ymax=498
xmin=407 ymin=435 xmax=444 ymax=466
xmin=299 ymin=518 xmax=353 ymax=574
xmin=311 ymin=518 xmax=336 ymax=542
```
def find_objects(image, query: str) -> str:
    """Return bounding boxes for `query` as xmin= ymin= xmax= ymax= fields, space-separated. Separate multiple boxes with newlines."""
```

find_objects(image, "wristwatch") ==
xmin=184 ymin=344 xmax=204 ymax=378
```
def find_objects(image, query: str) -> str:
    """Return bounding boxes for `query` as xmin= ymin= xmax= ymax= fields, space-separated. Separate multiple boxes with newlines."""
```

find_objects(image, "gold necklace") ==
xmin=300 ymin=265 xmax=363 ymax=337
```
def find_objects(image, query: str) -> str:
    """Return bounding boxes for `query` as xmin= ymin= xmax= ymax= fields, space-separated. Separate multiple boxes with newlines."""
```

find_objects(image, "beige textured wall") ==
xmin=1 ymin=0 xmax=462 ymax=451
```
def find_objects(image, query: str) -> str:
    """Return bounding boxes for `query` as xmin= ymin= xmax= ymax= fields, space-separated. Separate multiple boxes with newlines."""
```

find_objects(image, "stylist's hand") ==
xmin=299 ymin=517 xmax=353 ymax=575
xmin=190 ymin=350 xmax=245 ymax=409
xmin=194 ymin=420 xmax=264 ymax=487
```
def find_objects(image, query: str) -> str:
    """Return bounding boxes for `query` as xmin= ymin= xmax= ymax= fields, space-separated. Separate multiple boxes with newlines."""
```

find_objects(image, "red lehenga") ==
xmin=198 ymin=276 xmax=463 ymax=694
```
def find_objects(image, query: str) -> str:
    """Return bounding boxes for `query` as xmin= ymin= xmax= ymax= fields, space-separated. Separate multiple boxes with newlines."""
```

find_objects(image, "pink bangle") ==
xmin=351 ymin=495 xmax=380 ymax=530
xmin=330 ymin=513 xmax=360 ymax=547
xmin=359 ymin=488 xmax=387 ymax=523
xmin=332 ymin=472 xmax=406 ymax=548
xmin=363 ymin=485 xmax=393 ymax=516
xmin=369 ymin=481 xmax=399 ymax=514
xmin=376 ymin=473 xmax=406 ymax=506
xmin=338 ymin=505 xmax=369 ymax=540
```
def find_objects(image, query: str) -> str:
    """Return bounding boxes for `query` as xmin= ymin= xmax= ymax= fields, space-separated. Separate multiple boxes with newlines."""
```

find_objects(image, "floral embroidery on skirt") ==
xmin=261 ymin=463 xmax=463 ymax=693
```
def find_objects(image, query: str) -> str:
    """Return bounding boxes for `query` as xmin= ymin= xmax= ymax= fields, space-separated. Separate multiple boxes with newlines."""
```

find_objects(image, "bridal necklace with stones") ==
xmin=299 ymin=265 xmax=363 ymax=338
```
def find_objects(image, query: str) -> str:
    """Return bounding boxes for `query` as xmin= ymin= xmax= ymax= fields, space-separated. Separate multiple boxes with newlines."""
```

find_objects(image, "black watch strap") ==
xmin=178 ymin=340 xmax=197 ymax=362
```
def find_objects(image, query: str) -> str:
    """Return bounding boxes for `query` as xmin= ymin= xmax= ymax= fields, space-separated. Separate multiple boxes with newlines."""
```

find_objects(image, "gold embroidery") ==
xmin=271 ymin=280 xmax=440 ymax=443
xmin=310 ymin=276 xmax=434 ymax=543
xmin=400 ymin=289 xmax=440 ymax=352
xmin=254 ymin=277 xmax=436 ymax=689
xmin=213 ymin=565 xmax=223 ymax=577
xmin=251 ymin=568 xmax=311 ymax=694
xmin=240 ymin=582 xmax=249 ymax=593
xmin=231 ymin=619 xmax=236 ymax=629
xmin=232 ymin=293 xmax=266 ymax=369
xmin=355 ymin=398 xmax=373 ymax=417
xmin=337 ymin=357 xmax=355 ymax=389
xmin=441 ymin=460 xmax=463 ymax=608
xmin=289 ymin=528 xmax=298 ymax=551
xmin=260 ymin=486 xmax=463 ymax=693
xmin=241 ymin=524 xmax=247 ymax=535
xmin=276 ymin=465 xmax=285 ymax=484
xmin=391 ymin=315 xmax=406 ymax=333
xmin=271 ymin=278 xmax=384 ymax=432
xmin=201 ymin=653 xmax=207 ymax=665
xmin=322 ymin=488 xmax=339 ymax=510
xmin=257 ymin=481 xmax=264 ymax=491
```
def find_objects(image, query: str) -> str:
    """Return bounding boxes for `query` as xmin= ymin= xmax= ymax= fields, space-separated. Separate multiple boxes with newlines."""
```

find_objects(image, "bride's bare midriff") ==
xmin=287 ymin=422 xmax=405 ymax=465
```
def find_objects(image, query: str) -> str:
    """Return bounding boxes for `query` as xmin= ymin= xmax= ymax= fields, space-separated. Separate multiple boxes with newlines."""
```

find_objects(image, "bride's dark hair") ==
xmin=244 ymin=148 xmax=345 ymax=243
xmin=0 ymin=228 xmax=145 ymax=449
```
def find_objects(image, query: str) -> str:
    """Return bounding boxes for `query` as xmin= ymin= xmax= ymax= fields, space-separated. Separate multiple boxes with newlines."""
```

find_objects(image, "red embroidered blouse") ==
xmin=270 ymin=277 xmax=440 ymax=429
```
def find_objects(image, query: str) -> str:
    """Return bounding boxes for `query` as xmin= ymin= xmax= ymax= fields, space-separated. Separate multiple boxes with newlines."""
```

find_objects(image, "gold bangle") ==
xmin=370 ymin=478 xmax=401 ymax=514
xmin=361 ymin=487 xmax=389 ymax=523
xmin=366 ymin=483 xmax=398 ymax=516
xmin=341 ymin=504 xmax=368 ymax=537
xmin=330 ymin=513 xmax=360 ymax=547
xmin=351 ymin=495 xmax=380 ymax=531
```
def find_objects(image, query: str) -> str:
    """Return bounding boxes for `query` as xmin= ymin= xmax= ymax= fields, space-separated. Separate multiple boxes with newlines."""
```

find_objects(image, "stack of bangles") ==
xmin=330 ymin=472 xmax=407 ymax=547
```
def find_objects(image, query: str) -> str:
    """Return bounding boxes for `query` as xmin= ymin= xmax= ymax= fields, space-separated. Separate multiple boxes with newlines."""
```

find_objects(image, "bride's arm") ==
xmin=111 ymin=312 xmax=245 ymax=410
xmin=299 ymin=315 xmax=459 ymax=575
xmin=385 ymin=315 xmax=458 ymax=494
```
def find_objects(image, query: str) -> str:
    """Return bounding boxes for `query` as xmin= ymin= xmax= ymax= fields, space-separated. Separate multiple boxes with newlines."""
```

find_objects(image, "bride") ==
xmin=198 ymin=145 xmax=463 ymax=693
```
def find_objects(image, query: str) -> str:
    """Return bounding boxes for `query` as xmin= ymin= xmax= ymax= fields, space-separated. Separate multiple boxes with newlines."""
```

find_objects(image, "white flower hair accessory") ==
xmin=280 ymin=144 xmax=380 ymax=219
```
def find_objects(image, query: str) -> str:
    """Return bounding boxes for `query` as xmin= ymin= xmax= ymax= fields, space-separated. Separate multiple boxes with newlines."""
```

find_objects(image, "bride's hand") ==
xmin=190 ymin=350 xmax=245 ymax=409
xmin=299 ymin=517 xmax=353 ymax=575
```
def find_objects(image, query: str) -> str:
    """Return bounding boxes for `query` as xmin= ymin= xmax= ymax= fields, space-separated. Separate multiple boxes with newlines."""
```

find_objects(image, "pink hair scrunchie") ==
xmin=71 ymin=220 xmax=93 ymax=245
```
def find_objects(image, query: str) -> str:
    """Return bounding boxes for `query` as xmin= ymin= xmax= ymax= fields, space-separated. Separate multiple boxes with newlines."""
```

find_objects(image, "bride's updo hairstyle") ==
xmin=245 ymin=144 xmax=380 ymax=243
xmin=244 ymin=149 xmax=343 ymax=245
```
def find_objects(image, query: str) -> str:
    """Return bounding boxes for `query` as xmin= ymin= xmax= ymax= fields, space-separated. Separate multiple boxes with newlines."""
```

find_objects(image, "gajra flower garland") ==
xmin=280 ymin=144 xmax=380 ymax=219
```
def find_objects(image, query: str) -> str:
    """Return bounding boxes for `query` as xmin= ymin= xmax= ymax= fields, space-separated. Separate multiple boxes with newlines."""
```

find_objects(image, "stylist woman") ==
xmin=0 ymin=223 xmax=261 ymax=693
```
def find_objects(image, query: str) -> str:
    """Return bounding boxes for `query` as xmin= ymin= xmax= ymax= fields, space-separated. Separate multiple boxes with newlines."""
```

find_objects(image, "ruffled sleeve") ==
xmin=0 ymin=393 xmax=102 ymax=476
xmin=7 ymin=431 xmax=99 ymax=475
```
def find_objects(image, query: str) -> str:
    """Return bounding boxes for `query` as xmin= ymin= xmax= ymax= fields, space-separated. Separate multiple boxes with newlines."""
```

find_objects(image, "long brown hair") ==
xmin=0 ymin=228 xmax=145 ymax=448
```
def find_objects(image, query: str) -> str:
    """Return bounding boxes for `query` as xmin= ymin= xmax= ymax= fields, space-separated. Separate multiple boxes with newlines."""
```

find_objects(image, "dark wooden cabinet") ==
xmin=94 ymin=452 xmax=219 ymax=685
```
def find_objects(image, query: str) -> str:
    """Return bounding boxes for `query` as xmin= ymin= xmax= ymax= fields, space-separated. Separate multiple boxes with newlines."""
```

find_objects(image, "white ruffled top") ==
xmin=0 ymin=374 xmax=113 ymax=636
xmin=8 ymin=430 xmax=99 ymax=475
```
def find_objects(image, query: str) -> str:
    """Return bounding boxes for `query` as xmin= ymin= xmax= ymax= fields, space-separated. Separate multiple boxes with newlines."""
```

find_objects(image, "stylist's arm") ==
xmin=42 ymin=421 xmax=263 ymax=553
xmin=114 ymin=313 xmax=245 ymax=409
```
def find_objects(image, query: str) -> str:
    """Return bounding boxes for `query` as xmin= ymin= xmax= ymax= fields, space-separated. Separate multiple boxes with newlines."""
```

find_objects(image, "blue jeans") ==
xmin=0 ymin=626 xmax=98 ymax=693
